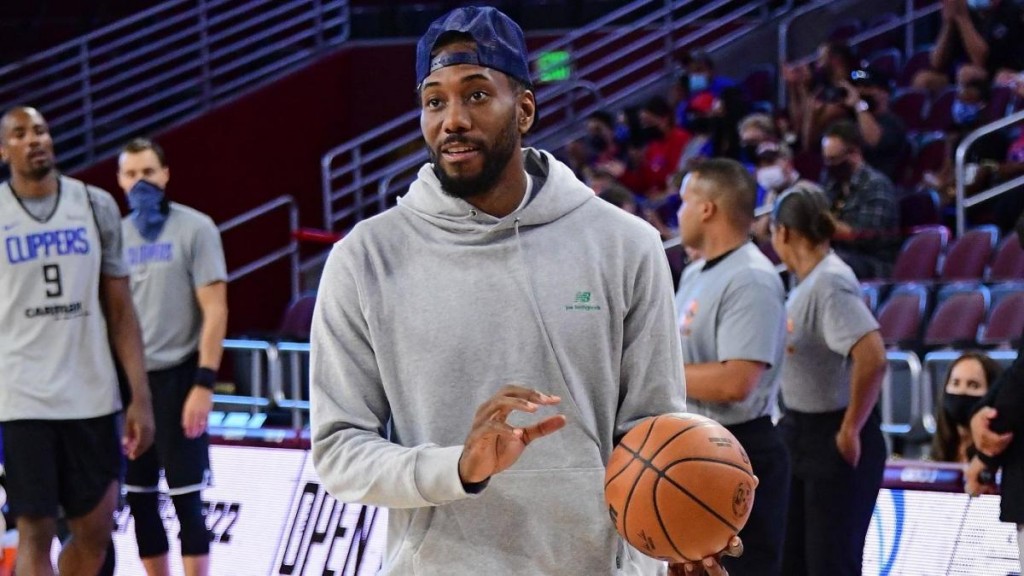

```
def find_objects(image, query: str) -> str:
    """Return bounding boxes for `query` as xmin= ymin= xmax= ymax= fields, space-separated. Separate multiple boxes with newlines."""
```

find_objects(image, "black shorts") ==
xmin=1 ymin=413 xmax=123 ymax=519
xmin=125 ymin=356 xmax=211 ymax=495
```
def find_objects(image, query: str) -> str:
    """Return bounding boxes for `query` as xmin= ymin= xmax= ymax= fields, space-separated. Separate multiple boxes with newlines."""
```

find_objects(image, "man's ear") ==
xmin=518 ymin=90 xmax=537 ymax=134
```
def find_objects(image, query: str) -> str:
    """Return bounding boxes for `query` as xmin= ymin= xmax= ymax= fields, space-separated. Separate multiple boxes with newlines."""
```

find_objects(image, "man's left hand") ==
xmin=182 ymin=386 xmax=214 ymax=439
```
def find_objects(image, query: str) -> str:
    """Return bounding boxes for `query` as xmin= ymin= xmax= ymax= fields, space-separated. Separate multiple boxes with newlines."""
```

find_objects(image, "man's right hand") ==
xmin=971 ymin=407 xmax=1014 ymax=457
xmin=458 ymin=386 xmax=566 ymax=485
xmin=123 ymin=398 xmax=156 ymax=460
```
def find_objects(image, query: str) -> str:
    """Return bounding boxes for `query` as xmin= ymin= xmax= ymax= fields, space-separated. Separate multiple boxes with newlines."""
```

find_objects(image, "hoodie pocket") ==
xmin=411 ymin=466 xmax=618 ymax=575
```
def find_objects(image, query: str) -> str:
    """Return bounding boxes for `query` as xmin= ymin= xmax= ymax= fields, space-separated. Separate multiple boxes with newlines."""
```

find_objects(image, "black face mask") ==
xmin=826 ymin=160 xmax=854 ymax=183
xmin=943 ymin=393 xmax=979 ymax=427
xmin=740 ymin=143 xmax=759 ymax=162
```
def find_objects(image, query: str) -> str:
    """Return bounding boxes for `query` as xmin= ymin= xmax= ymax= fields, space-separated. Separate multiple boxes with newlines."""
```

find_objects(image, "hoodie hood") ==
xmin=397 ymin=148 xmax=594 ymax=233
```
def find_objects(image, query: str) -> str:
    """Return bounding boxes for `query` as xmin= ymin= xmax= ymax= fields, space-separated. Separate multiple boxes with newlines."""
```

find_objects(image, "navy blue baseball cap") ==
xmin=416 ymin=6 xmax=532 ymax=88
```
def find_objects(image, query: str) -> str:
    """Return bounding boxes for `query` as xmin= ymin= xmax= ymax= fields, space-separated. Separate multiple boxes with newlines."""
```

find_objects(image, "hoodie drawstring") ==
xmin=512 ymin=218 xmax=605 ymax=461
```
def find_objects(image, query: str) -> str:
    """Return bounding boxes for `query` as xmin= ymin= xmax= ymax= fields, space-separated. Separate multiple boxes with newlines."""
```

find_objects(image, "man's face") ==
xmin=419 ymin=43 xmax=532 ymax=200
xmin=117 ymin=149 xmax=169 ymax=193
xmin=677 ymin=174 xmax=711 ymax=250
xmin=821 ymin=136 xmax=851 ymax=167
xmin=0 ymin=108 xmax=56 ymax=181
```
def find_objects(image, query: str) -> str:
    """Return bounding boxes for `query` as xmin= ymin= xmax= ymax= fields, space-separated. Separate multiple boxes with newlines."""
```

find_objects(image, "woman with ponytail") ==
xmin=770 ymin=183 xmax=888 ymax=576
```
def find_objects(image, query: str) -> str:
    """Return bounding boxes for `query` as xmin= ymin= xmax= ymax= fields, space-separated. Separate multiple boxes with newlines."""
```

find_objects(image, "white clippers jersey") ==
xmin=0 ymin=177 xmax=121 ymax=420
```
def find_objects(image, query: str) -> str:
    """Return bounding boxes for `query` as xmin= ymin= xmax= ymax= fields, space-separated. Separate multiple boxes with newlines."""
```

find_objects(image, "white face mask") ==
xmin=757 ymin=165 xmax=789 ymax=191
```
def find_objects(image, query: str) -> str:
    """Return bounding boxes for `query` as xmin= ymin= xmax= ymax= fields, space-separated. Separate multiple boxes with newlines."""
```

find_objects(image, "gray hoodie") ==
xmin=310 ymin=149 xmax=686 ymax=575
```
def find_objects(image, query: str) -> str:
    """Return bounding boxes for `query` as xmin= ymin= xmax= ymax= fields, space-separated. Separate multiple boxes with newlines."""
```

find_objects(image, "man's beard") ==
xmin=429 ymin=114 xmax=519 ymax=200
xmin=22 ymin=157 xmax=55 ymax=181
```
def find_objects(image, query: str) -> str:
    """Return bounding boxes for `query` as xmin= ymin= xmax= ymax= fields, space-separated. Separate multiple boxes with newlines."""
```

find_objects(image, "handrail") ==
xmin=218 ymin=195 xmax=300 ymax=301
xmin=0 ymin=0 xmax=350 ymax=173
xmin=954 ymin=109 xmax=1024 ymax=237
xmin=321 ymin=0 xmax=780 ymax=232
xmin=777 ymin=0 xmax=941 ymax=107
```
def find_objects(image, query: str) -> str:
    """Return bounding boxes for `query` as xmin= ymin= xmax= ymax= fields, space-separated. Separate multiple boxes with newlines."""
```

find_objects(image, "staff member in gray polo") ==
xmin=117 ymin=137 xmax=227 ymax=576
xmin=770 ymin=184 xmax=886 ymax=576
xmin=674 ymin=158 xmax=790 ymax=576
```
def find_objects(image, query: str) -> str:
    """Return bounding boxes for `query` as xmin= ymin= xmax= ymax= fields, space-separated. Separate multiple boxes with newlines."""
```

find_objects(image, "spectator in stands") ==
xmin=930 ymin=351 xmax=1003 ymax=463
xmin=751 ymin=142 xmax=820 ymax=243
xmin=922 ymin=73 xmax=1010 ymax=222
xmin=784 ymin=41 xmax=859 ymax=153
xmin=738 ymin=113 xmax=780 ymax=165
xmin=820 ymin=121 xmax=900 ymax=279
xmin=614 ymin=95 xmax=692 ymax=199
xmin=676 ymin=93 xmax=719 ymax=172
xmin=675 ymin=159 xmax=790 ymax=576
xmin=117 ymin=138 xmax=227 ymax=576
xmin=583 ymin=110 xmax=623 ymax=167
xmin=913 ymin=0 xmax=1024 ymax=94
xmin=676 ymin=50 xmax=736 ymax=128
xmin=770 ymin=185 xmax=887 ymax=576
xmin=308 ymin=7 xmax=738 ymax=575
xmin=839 ymin=67 xmax=907 ymax=182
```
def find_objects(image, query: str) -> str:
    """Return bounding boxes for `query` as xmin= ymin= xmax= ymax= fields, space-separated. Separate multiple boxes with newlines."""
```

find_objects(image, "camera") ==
xmin=819 ymin=84 xmax=849 ymax=103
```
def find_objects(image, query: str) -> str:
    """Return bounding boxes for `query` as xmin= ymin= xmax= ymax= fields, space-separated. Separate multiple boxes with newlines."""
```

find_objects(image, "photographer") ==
xmin=837 ymin=68 xmax=906 ymax=182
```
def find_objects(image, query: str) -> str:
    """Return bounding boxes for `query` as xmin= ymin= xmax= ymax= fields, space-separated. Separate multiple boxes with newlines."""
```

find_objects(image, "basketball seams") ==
xmin=661 ymin=457 xmax=755 ymax=479
xmin=651 ymin=475 xmax=695 ymax=562
xmin=604 ymin=417 xmax=657 ymax=488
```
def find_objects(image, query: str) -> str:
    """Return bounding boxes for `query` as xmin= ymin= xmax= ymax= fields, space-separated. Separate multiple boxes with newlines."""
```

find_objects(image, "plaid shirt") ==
xmin=824 ymin=163 xmax=900 ymax=260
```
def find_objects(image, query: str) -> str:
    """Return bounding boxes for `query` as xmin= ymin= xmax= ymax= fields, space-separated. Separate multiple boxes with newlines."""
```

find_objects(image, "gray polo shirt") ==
xmin=780 ymin=252 xmax=879 ymax=413
xmin=122 ymin=202 xmax=226 ymax=371
xmin=674 ymin=242 xmax=786 ymax=426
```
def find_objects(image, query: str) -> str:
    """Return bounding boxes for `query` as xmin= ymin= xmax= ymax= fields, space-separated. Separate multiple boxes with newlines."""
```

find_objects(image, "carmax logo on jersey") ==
xmin=5 ymin=227 xmax=90 ymax=264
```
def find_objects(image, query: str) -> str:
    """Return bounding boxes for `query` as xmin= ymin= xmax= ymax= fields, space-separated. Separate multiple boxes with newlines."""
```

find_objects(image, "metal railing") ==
xmin=955 ymin=110 xmax=1024 ymax=237
xmin=218 ymin=194 xmax=300 ymax=302
xmin=320 ymin=0 xmax=782 ymax=232
xmin=777 ymin=0 xmax=941 ymax=107
xmin=0 ymin=0 xmax=350 ymax=172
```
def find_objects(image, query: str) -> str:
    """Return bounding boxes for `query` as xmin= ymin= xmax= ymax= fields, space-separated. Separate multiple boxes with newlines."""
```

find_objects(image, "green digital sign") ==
xmin=536 ymin=50 xmax=572 ymax=82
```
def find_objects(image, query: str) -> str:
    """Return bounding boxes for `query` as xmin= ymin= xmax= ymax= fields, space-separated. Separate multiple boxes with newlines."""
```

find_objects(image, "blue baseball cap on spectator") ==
xmin=416 ymin=6 xmax=532 ymax=89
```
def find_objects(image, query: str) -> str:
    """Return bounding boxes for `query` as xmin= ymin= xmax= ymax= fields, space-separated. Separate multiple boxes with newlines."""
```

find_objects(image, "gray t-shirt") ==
xmin=122 ymin=202 xmax=227 ymax=371
xmin=674 ymin=242 xmax=786 ymax=426
xmin=780 ymin=252 xmax=880 ymax=413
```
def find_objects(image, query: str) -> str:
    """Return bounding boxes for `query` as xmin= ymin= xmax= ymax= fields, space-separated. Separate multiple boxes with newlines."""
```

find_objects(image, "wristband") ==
xmin=195 ymin=367 xmax=217 ymax=390
xmin=976 ymin=450 xmax=1000 ymax=469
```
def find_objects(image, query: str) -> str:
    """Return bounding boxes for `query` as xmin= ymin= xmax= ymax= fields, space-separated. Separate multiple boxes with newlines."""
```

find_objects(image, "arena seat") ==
xmin=923 ymin=284 xmax=989 ymax=348
xmin=939 ymin=225 xmax=998 ymax=282
xmin=920 ymin=87 xmax=956 ymax=133
xmin=987 ymin=232 xmax=1024 ymax=282
xmin=865 ymin=48 xmax=902 ymax=82
xmin=891 ymin=225 xmax=948 ymax=283
xmin=891 ymin=88 xmax=929 ymax=132
xmin=877 ymin=283 xmax=929 ymax=348
xmin=898 ymin=46 xmax=933 ymax=87
xmin=978 ymin=287 xmax=1024 ymax=347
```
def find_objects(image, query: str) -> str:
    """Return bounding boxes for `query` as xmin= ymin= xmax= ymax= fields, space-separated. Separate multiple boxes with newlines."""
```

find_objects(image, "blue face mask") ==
xmin=967 ymin=0 xmax=991 ymax=10
xmin=688 ymin=73 xmax=709 ymax=93
xmin=127 ymin=179 xmax=168 ymax=242
xmin=952 ymin=99 xmax=983 ymax=126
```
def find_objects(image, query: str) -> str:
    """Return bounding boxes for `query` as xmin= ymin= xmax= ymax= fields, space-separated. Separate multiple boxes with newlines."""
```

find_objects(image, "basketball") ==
xmin=604 ymin=413 xmax=756 ymax=563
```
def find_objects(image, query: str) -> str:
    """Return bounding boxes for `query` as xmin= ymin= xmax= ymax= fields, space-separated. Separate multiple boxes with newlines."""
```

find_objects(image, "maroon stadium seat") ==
xmin=988 ymin=232 xmax=1024 ymax=282
xmin=278 ymin=293 xmax=317 ymax=341
xmin=877 ymin=283 xmax=929 ymax=347
xmin=979 ymin=287 xmax=1024 ymax=347
xmin=923 ymin=285 xmax=989 ymax=347
xmin=891 ymin=89 xmax=929 ymax=131
xmin=891 ymin=225 xmax=948 ymax=282
xmin=866 ymin=48 xmax=902 ymax=82
xmin=940 ymin=226 xmax=998 ymax=282
xmin=899 ymin=46 xmax=933 ymax=87
xmin=921 ymin=87 xmax=956 ymax=132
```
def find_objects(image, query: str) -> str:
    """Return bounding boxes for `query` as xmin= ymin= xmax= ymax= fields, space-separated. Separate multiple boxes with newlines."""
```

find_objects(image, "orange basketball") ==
xmin=604 ymin=413 xmax=756 ymax=563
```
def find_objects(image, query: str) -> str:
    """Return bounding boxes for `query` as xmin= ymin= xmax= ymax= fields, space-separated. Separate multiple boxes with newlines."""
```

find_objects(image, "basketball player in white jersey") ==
xmin=117 ymin=137 xmax=227 ymax=576
xmin=0 ymin=106 xmax=155 ymax=576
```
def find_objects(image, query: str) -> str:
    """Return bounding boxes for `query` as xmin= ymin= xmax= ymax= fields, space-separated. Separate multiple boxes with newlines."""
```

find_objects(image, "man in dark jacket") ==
xmin=966 ymin=212 xmax=1024 ymax=571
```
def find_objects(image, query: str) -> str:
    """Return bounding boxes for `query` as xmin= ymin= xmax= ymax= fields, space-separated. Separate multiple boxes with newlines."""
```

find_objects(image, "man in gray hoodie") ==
xmin=310 ymin=6 xmax=737 ymax=575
